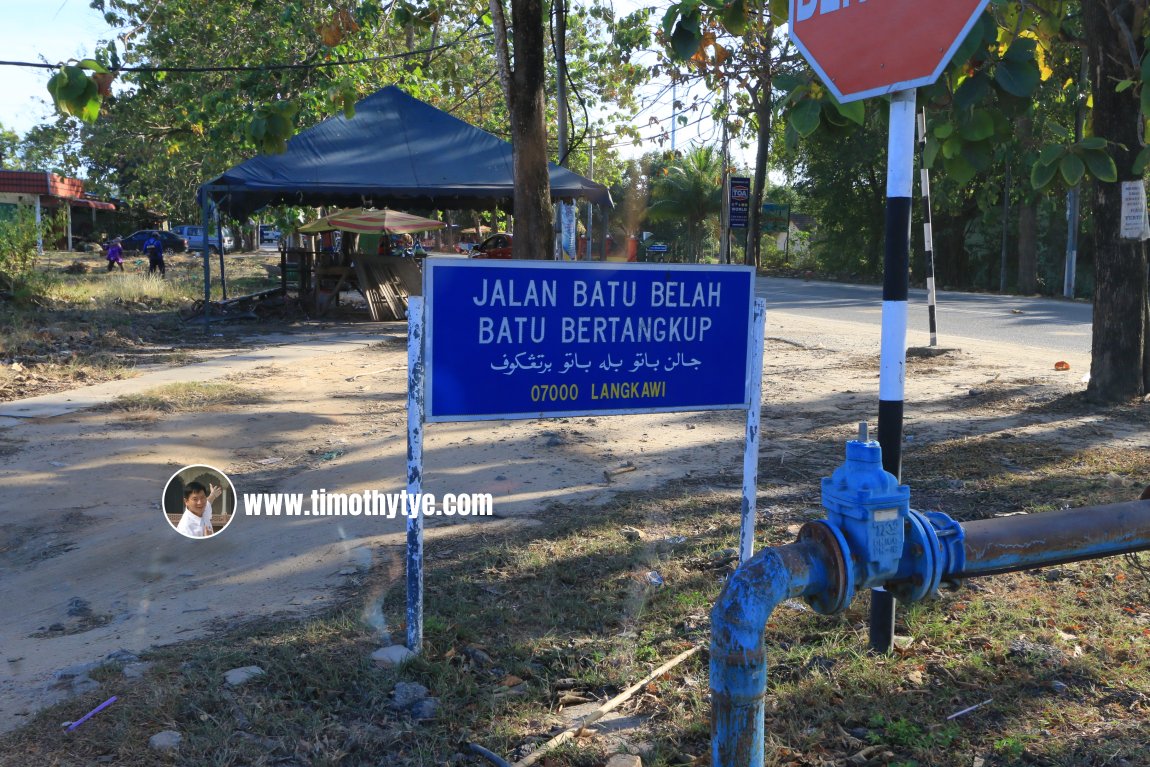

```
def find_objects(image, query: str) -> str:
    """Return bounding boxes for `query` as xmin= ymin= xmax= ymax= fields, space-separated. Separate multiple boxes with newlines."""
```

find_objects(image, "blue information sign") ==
xmin=422 ymin=260 xmax=756 ymax=421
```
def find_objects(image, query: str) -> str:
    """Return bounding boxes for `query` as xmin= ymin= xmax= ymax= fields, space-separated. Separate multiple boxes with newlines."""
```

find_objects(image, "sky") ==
xmin=0 ymin=0 xmax=115 ymax=137
xmin=0 ymin=1 xmax=736 ymax=164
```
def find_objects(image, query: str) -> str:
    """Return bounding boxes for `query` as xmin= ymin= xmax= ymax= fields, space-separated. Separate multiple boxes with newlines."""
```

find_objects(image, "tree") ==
xmin=791 ymin=106 xmax=887 ymax=276
xmin=742 ymin=1 xmax=1147 ymax=400
xmin=643 ymin=0 xmax=799 ymax=268
xmin=1081 ymin=1 xmax=1149 ymax=400
xmin=489 ymin=0 xmax=552 ymax=260
xmin=0 ymin=123 xmax=19 ymax=169
xmin=46 ymin=1 xmax=644 ymax=259
xmin=887 ymin=2 xmax=1147 ymax=399
xmin=47 ymin=1 xmax=547 ymax=221
xmin=647 ymin=145 xmax=723 ymax=261
xmin=12 ymin=120 xmax=85 ymax=179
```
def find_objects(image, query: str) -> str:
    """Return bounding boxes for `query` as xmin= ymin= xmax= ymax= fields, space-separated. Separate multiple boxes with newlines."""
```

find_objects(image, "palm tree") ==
xmin=646 ymin=145 xmax=724 ymax=262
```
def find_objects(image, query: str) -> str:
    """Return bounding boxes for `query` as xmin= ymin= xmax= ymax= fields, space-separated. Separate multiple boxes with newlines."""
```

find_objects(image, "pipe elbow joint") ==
xmin=711 ymin=540 xmax=836 ymax=767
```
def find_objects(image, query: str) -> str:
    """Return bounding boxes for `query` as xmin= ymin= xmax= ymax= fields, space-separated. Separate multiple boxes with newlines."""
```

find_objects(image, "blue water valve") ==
xmin=820 ymin=425 xmax=911 ymax=587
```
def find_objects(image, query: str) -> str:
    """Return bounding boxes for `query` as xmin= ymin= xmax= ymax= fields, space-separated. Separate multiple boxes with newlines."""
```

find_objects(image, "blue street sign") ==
xmin=422 ymin=260 xmax=756 ymax=421
xmin=647 ymin=243 xmax=668 ymax=253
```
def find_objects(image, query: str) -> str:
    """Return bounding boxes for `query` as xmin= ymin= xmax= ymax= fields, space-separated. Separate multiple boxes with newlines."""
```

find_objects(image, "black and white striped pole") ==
xmin=917 ymin=109 xmax=939 ymax=347
xmin=869 ymin=89 xmax=917 ymax=655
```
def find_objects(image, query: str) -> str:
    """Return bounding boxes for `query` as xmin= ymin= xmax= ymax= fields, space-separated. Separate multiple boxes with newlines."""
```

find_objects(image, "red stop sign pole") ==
xmin=788 ymin=0 xmax=990 ymax=655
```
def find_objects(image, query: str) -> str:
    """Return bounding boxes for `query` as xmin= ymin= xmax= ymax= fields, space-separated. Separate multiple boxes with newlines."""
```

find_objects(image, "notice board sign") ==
xmin=729 ymin=176 xmax=751 ymax=229
xmin=1120 ymin=180 xmax=1150 ymax=240
xmin=761 ymin=203 xmax=790 ymax=233
xmin=422 ymin=260 xmax=756 ymax=422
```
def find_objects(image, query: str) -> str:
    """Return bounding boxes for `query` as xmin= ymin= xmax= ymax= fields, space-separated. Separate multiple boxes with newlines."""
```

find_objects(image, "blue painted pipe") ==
xmin=954 ymin=500 xmax=1150 ymax=579
xmin=711 ymin=500 xmax=1150 ymax=767
xmin=710 ymin=540 xmax=836 ymax=767
xmin=467 ymin=742 xmax=512 ymax=767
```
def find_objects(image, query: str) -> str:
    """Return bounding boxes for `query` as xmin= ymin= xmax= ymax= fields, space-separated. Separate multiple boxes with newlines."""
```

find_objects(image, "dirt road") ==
xmin=0 ymin=308 xmax=1130 ymax=733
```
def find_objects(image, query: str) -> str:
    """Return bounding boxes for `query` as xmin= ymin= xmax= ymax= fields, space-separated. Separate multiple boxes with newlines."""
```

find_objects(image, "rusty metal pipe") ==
xmin=953 ymin=500 xmax=1150 ymax=579
xmin=711 ymin=539 xmax=839 ymax=767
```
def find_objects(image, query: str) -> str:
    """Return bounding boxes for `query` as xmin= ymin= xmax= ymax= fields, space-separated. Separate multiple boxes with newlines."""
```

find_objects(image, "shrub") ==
xmin=0 ymin=207 xmax=65 ymax=299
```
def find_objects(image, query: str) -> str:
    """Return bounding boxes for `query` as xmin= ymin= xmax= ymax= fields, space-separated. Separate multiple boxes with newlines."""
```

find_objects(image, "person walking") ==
xmin=143 ymin=231 xmax=165 ymax=277
xmin=106 ymin=238 xmax=124 ymax=272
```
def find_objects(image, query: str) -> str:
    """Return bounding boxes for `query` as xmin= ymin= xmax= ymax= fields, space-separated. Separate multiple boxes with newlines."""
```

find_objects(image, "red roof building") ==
xmin=0 ymin=170 xmax=116 ymax=250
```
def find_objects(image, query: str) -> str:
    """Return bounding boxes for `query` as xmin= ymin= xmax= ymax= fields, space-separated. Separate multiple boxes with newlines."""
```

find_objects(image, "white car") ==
xmin=173 ymin=224 xmax=234 ymax=255
xmin=258 ymin=225 xmax=282 ymax=250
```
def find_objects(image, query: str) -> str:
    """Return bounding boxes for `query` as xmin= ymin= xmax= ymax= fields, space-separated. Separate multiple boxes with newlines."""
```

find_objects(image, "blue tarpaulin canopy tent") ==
xmin=200 ymin=86 xmax=612 ymax=216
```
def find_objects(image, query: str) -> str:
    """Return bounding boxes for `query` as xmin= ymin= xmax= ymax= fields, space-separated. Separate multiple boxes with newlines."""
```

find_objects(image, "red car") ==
xmin=469 ymin=233 xmax=513 ymax=259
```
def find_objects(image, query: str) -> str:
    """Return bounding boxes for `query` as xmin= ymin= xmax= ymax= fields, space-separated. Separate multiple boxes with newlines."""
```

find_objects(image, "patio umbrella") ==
xmin=298 ymin=208 xmax=446 ymax=235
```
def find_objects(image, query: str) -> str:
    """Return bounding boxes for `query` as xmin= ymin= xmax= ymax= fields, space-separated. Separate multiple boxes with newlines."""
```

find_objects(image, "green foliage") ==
xmin=867 ymin=714 xmax=961 ymax=752
xmin=0 ymin=122 xmax=19 ymax=169
xmin=1029 ymin=138 xmax=1117 ymax=190
xmin=647 ymin=146 xmax=724 ymax=262
xmin=995 ymin=38 xmax=1041 ymax=98
xmin=47 ymin=62 xmax=107 ymax=124
xmin=0 ymin=207 xmax=64 ymax=298
xmin=721 ymin=0 xmax=748 ymax=35
xmin=777 ymin=71 xmax=868 ymax=152
xmin=789 ymin=103 xmax=889 ymax=277
xmin=246 ymin=101 xmax=300 ymax=155
xmin=12 ymin=120 xmax=85 ymax=179
xmin=994 ymin=735 xmax=1027 ymax=761
xmin=664 ymin=5 xmax=704 ymax=61
xmin=42 ymin=0 xmax=643 ymax=223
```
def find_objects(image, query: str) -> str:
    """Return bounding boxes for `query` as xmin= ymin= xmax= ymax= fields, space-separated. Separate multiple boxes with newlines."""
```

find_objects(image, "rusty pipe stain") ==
xmin=954 ymin=500 xmax=1150 ymax=579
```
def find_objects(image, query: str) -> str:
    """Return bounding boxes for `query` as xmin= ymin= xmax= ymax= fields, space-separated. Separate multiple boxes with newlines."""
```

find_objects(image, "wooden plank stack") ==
xmin=354 ymin=255 xmax=422 ymax=320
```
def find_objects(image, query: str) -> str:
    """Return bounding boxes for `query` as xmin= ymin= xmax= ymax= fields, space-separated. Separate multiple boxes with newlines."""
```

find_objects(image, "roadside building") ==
xmin=0 ymin=170 xmax=116 ymax=251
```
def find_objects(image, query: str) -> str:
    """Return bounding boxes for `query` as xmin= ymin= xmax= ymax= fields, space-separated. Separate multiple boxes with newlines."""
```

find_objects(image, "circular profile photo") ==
xmin=163 ymin=465 xmax=237 ymax=540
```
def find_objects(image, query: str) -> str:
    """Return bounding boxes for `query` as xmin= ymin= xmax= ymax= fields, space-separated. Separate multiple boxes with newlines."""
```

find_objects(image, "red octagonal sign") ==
xmin=789 ymin=0 xmax=990 ymax=103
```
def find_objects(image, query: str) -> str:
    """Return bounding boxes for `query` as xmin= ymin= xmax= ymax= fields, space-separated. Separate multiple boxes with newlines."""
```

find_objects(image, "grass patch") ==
xmin=906 ymin=436 xmax=1150 ymax=518
xmin=4 ymin=476 xmax=1148 ymax=766
xmin=1 ymin=250 xmax=290 ymax=403
xmin=106 ymin=381 xmax=264 ymax=413
xmin=49 ymin=271 xmax=200 ymax=306
xmin=0 ymin=355 xmax=135 ymax=401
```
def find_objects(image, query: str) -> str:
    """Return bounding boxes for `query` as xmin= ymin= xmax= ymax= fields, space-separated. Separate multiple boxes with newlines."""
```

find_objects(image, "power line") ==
xmin=3 ymin=21 xmax=722 ymax=158
xmin=0 ymin=32 xmax=493 ymax=74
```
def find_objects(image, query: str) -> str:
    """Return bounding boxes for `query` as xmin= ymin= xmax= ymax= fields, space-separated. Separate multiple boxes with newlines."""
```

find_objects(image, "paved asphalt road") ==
xmin=756 ymin=277 xmax=1093 ymax=355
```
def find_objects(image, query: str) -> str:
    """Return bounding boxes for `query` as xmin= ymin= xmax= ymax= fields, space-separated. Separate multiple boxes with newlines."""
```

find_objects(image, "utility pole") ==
xmin=1064 ymin=50 xmax=1088 ymax=298
xmin=553 ymin=0 xmax=568 ymax=261
xmin=720 ymin=79 xmax=731 ymax=264
xmin=868 ymin=89 xmax=916 ymax=655
xmin=917 ymin=109 xmax=938 ymax=346
xmin=585 ymin=132 xmax=594 ymax=260
xmin=1000 ymin=161 xmax=1010 ymax=293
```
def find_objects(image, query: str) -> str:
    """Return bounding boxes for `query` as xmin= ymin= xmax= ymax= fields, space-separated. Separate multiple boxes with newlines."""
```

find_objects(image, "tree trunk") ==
xmin=1016 ymin=114 xmax=1038 ymax=294
xmin=1017 ymin=200 xmax=1037 ymax=293
xmin=491 ymin=0 xmax=552 ymax=260
xmin=744 ymin=22 xmax=775 ymax=269
xmin=1083 ymin=0 xmax=1149 ymax=401
xmin=746 ymin=86 xmax=771 ymax=268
